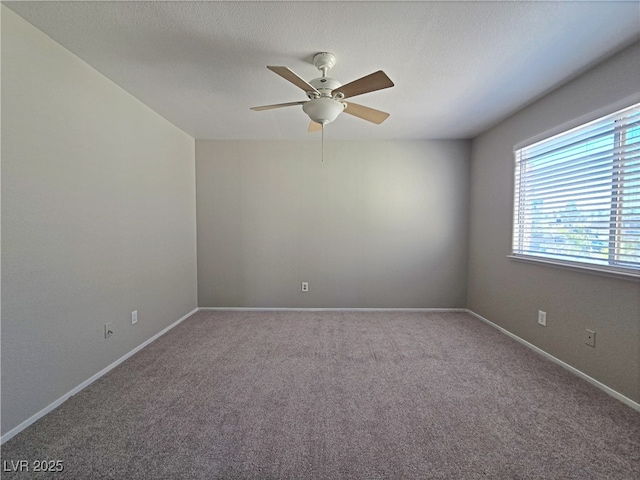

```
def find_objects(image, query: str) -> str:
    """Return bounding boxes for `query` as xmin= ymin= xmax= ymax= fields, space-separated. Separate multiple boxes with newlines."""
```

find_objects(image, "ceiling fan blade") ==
xmin=267 ymin=66 xmax=320 ymax=95
xmin=308 ymin=121 xmax=323 ymax=133
xmin=250 ymin=101 xmax=306 ymax=111
xmin=343 ymin=102 xmax=390 ymax=124
xmin=333 ymin=70 xmax=394 ymax=99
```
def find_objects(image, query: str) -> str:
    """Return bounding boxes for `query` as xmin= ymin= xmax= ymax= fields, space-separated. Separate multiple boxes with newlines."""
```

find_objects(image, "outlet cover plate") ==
xmin=585 ymin=329 xmax=596 ymax=347
xmin=131 ymin=310 xmax=138 ymax=324
xmin=537 ymin=310 xmax=547 ymax=326
xmin=301 ymin=282 xmax=309 ymax=292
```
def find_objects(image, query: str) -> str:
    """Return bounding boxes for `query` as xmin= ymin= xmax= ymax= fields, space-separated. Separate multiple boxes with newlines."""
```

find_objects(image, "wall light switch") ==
xmin=131 ymin=310 xmax=138 ymax=325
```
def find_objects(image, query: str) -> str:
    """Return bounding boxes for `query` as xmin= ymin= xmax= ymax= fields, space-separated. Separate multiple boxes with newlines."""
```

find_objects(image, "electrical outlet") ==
xmin=301 ymin=282 xmax=309 ymax=292
xmin=104 ymin=323 xmax=113 ymax=339
xmin=131 ymin=310 xmax=138 ymax=325
xmin=585 ymin=329 xmax=596 ymax=347
xmin=537 ymin=310 xmax=547 ymax=326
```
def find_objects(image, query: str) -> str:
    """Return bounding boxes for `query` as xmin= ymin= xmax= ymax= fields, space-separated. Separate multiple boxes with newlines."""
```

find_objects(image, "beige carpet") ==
xmin=2 ymin=310 xmax=639 ymax=479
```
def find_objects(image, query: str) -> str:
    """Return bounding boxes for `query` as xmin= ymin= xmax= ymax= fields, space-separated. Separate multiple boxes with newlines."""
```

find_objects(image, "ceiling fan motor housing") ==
xmin=304 ymin=74 xmax=346 ymax=125
xmin=309 ymin=76 xmax=342 ymax=96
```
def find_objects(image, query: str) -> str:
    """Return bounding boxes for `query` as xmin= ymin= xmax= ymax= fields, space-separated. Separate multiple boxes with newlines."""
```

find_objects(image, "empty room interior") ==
xmin=1 ymin=1 xmax=639 ymax=478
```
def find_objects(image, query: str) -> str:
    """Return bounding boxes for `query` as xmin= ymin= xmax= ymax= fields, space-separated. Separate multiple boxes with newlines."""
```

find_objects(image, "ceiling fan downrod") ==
xmin=303 ymin=52 xmax=346 ymax=125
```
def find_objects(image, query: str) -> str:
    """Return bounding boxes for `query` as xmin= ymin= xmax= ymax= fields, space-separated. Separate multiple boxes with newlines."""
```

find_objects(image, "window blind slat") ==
xmin=518 ymin=197 xmax=640 ymax=212
xmin=522 ymin=149 xmax=640 ymax=187
xmin=524 ymin=140 xmax=640 ymax=177
xmin=522 ymin=106 xmax=640 ymax=160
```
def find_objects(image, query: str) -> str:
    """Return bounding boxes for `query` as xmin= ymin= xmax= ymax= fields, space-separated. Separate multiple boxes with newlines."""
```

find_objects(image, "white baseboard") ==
xmin=199 ymin=307 xmax=468 ymax=312
xmin=465 ymin=309 xmax=640 ymax=413
xmin=1 ymin=307 xmax=198 ymax=445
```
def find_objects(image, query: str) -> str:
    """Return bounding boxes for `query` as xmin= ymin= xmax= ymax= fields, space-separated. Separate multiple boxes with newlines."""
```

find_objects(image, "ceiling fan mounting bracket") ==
xmin=313 ymin=52 xmax=336 ymax=76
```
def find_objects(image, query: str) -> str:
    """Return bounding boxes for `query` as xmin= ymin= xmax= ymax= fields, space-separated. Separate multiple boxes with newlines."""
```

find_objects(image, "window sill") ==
xmin=507 ymin=255 xmax=640 ymax=282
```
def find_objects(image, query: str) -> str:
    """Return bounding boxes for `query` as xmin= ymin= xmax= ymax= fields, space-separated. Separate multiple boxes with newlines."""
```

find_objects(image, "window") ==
xmin=512 ymin=102 xmax=640 ymax=277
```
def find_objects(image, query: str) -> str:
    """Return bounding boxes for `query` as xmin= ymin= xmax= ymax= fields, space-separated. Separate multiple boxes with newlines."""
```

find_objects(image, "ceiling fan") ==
xmin=250 ymin=52 xmax=394 ymax=132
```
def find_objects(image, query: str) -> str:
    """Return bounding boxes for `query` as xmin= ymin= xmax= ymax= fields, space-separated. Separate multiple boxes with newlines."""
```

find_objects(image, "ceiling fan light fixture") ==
xmin=302 ymin=97 xmax=345 ymax=125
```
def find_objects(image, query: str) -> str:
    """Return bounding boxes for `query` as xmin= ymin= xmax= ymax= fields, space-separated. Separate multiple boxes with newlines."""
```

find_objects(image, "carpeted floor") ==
xmin=1 ymin=310 xmax=639 ymax=479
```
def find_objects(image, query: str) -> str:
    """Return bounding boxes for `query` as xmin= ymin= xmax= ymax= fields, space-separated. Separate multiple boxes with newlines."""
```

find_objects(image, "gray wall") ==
xmin=1 ymin=7 xmax=198 ymax=435
xmin=196 ymin=140 xmax=470 ymax=308
xmin=467 ymin=41 xmax=640 ymax=403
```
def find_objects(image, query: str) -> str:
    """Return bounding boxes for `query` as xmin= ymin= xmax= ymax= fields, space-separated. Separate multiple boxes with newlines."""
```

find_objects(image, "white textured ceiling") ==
xmin=4 ymin=1 xmax=640 ymax=140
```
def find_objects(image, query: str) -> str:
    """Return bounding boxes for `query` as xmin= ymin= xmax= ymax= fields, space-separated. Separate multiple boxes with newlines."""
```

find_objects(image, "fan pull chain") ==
xmin=321 ymin=124 xmax=324 ymax=162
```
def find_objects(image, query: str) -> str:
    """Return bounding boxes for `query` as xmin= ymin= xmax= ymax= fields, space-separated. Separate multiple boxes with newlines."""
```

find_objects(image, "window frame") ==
xmin=509 ymin=98 xmax=640 ymax=281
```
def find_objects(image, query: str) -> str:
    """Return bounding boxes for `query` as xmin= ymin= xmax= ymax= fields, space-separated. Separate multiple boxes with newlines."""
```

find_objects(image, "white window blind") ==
xmin=512 ymin=102 xmax=640 ymax=276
